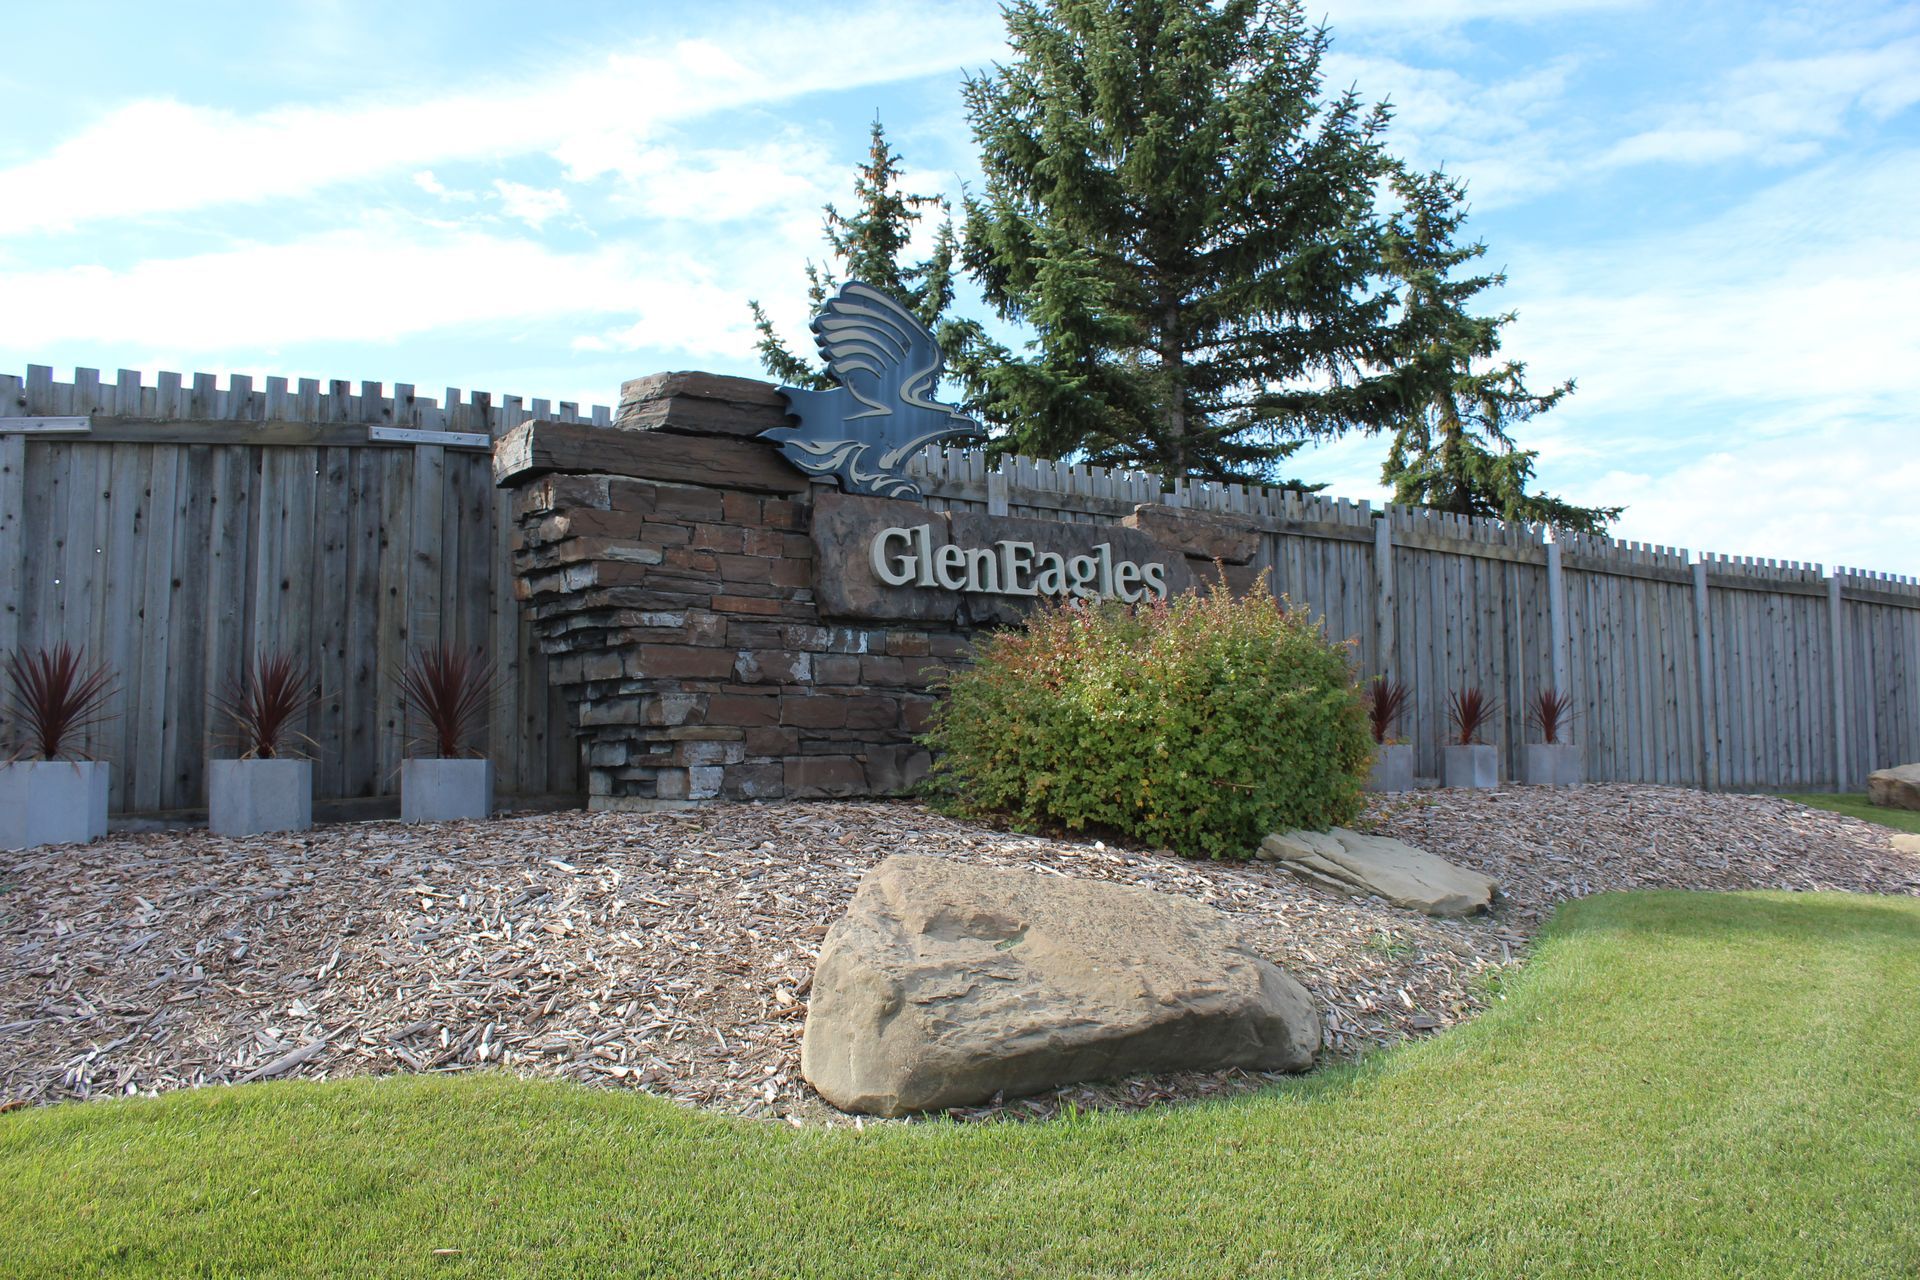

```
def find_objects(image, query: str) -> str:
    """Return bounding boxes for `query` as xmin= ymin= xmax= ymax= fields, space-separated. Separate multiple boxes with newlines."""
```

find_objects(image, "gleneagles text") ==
xmin=867 ymin=525 xmax=1170 ymax=602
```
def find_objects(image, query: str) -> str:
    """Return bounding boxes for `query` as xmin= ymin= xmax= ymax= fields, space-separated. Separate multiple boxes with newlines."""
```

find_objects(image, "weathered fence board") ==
xmin=1 ymin=366 xmax=588 ymax=812
xmin=902 ymin=446 xmax=1920 ymax=791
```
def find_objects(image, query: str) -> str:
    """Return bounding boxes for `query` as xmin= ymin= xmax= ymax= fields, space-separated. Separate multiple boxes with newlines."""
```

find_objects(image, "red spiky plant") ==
xmin=397 ymin=644 xmax=496 ymax=759
xmin=1 ymin=644 xmax=119 ymax=761
xmin=213 ymin=652 xmax=320 ymax=759
xmin=1445 ymin=687 xmax=1498 ymax=746
xmin=1365 ymin=677 xmax=1410 ymax=745
xmin=1526 ymin=688 xmax=1576 ymax=746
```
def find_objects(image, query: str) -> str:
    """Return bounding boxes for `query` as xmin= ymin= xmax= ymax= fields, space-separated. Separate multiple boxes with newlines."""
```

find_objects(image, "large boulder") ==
xmin=1868 ymin=764 xmax=1920 ymax=812
xmin=801 ymin=855 xmax=1318 ymax=1117
xmin=1258 ymin=827 xmax=1496 ymax=918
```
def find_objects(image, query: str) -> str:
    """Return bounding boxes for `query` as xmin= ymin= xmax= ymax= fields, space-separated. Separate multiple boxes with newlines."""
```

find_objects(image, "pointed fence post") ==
xmin=1693 ymin=557 xmax=1719 ymax=791
xmin=1545 ymin=537 xmax=1569 ymax=696
xmin=1373 ymin=512 xmax=1395 ymax=680
xmin=0 ymin=431 xmax=21 ymax=660
xmin=1829 ymin=569 xmax=1849 ymax=791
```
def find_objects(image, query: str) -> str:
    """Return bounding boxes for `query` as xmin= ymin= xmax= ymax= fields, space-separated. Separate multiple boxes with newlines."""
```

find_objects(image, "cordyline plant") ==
xmin=1445 ymin=687 xmax=1499 ymax=746
xmin=1 ymin=644 xmax=118 ymax=761
xmin=398 ymin=644 xmax=496 ymax=759
xmin=1365 ymin=677 xmax=1410 ymax=746
xmin=1527 ymin=687 xmax=1576 ymax=745
xmin=213 ymin=652 xmax=320 ymax=759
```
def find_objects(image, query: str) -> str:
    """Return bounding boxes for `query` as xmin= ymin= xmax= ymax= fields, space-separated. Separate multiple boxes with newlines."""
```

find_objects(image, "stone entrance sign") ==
xmin=493 ymin=371 xmax=1254 ymax=809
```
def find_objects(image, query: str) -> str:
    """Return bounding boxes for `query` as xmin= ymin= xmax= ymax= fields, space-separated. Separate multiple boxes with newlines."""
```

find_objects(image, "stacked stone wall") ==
xmin=500 ymin=376 xmax=944 ymax=806
xmin=509 ymin=467 xmax=978 ymax=806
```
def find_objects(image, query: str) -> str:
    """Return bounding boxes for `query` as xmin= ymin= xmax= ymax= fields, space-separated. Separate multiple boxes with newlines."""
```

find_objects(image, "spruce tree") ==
xmin=957 ymin=0 xmax=1413 ymax=483
xmin=1379 ymin=168 xmax=1621 ymax=534
xmin=750 ymin=120 xmax=964 ymax=390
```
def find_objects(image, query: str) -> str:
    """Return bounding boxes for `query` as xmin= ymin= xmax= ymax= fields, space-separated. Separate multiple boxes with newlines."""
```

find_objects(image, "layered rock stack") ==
xmin=495 ymin=371 xmax=1266 ymax=810
xmin=498 ymin=374 xmax=964 ymax=808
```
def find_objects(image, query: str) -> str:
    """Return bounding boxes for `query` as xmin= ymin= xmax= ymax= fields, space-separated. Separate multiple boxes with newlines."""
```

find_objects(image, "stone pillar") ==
xmin=495 ymin=373 xmax=959 ymax=809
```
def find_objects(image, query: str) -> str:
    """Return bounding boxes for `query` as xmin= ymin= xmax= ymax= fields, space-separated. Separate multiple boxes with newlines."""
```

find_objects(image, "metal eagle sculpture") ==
xmin=760 ymin=281 xmax=981 ymax=500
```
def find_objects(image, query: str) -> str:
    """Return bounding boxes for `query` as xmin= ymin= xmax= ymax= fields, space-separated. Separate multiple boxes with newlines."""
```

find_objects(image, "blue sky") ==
xmin=2 ymin=0 xmax=1915 ymax=573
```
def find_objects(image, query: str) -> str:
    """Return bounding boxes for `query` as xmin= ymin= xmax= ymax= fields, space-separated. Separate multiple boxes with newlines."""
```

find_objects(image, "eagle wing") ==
xmin=811 ymin=282 xmax=941 ymax=421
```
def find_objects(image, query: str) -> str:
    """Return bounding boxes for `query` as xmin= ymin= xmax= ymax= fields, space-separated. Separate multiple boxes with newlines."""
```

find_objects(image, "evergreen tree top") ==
xmin=750 ymin=121 xmax=962 ymax=392
xmin=958 ymin=0 xmax=1414 ymax=483
xmin=1378 ymin=167 xmax=1621 ymax=535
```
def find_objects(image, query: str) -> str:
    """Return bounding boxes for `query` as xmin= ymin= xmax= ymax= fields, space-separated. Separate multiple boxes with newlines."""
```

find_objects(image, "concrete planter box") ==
xmin=209 ymin=759 xmax=313 ymax=836
xmin=0 ymin=760 xmax=110 ymax=851
xmin=1441 ymin=744 xmax=1499 ymax=789
xmin=401 ymin=758 xmax=494 ymax=823
xmin=1521 ymin=743 xmax=1583 ymax=787
xmin=1366 ymin=743 xmax=1416 ymax=792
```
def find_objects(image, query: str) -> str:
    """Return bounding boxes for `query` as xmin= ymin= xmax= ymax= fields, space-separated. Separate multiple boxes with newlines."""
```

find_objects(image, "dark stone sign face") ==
xmin=811 ymin=490 xmax=1197 ymax=625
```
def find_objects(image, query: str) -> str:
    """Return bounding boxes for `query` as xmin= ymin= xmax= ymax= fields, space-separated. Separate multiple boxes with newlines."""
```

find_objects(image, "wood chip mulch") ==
xmin=3 ymin=786 xmax=1915 ymax=1124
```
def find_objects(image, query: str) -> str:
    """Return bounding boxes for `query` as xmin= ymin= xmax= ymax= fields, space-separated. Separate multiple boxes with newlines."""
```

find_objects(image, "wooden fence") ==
xmin=905 ymin=451 xmax=1920 ymax=791
xmin=4 ymin=362 xmax=1915 ymax=810
xmin=0 ymin=365 xmax=594 ymax=813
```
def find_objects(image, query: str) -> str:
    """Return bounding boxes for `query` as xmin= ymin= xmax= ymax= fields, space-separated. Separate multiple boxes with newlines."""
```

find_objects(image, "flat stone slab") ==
xmin=1258 ymin=827 xmax=1497 ymax=918
xmin=1117 ymin=503 xmax=1261 ymax=564
xmin=801 ymin=855 xmax=1318 ymax=1117
xmin=1868 ymin=764 xmax=1920 ymax=812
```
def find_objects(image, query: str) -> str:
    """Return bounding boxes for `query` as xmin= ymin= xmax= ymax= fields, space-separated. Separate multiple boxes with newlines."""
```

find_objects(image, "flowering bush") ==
xmin=922 ymin=580 xmax=1372 ymax=859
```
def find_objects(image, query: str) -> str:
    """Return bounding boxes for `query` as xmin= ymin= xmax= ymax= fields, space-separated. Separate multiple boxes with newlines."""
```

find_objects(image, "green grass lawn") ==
xmin=5 ymin=890 xmax=1918 ymax=1279
xmin=1784 ymin=791 xmax=1920 ymax=834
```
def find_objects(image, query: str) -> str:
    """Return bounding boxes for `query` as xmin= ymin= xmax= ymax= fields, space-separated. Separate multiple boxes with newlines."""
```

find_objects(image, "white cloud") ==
xmin=1596 ymin=37 xmax=1920 ymax=171
xmin=1595 ymin=426 xmax=1920 ymax=572
xmin=1327 ymin=0 xmax=1646 ymax=30
xmin=583 ymin=136 xmax=841 ymax=225
xmin=1597 ymin=127 xmax=1786 ymax=167
xmin=1501 ymin=150 xmax=1920 ymax=415
xmin=411 ymin=169 xmax=475 ymax=200
xmin=0 ymin=217 xmax=785 ymax=359
xmin=1328 ymin=33 xmax=1920 ymax=208
xmin=1724 ymin=40 xmax=1920 ymax=133
xmin=0 ymin=2 xmax=1007 ymax=237
xmin=492 ymin=180 xmax=569 ymax=230
xmin=1322 ymin=53 xmax=1586 ymax=205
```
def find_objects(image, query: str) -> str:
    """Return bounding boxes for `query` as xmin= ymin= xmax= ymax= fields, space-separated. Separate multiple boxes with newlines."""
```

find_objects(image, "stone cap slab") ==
xmin=1119 ymin=503 xmax=1262 ymax=565
xmin=616 ymin=371 xmax=789 ymax=440
xmin=493 ymin=418 xmax=810 ymax=494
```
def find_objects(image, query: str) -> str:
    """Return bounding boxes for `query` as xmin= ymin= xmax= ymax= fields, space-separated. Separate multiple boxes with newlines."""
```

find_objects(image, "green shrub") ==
xmin=921 ymin=580 xmax=1373 ymax=859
